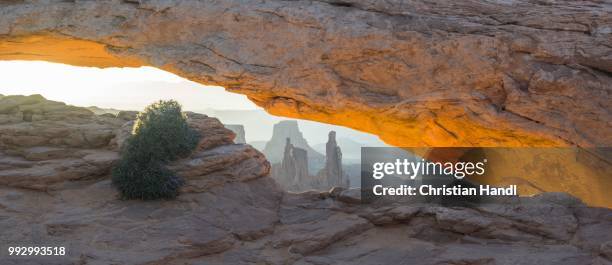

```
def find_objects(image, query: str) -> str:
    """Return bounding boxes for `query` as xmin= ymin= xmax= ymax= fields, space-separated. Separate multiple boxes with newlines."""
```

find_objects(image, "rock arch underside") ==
xmin=2 ymin=0 xmax=612 ymax=209
xmin=2 ymin=2 xmax=612 ymax=264
xmin=1 ymin=0 xmax=610 ymax=148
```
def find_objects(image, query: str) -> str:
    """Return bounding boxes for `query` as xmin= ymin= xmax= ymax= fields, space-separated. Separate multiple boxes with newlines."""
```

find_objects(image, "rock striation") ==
xmin=1 ymin=1 xmax=610 ymax=203
xmin=2 ymin=177 xmax=612 ymax=264
xmin=0 ymin=95 xmax=123 ymax=190
xmin=0 ymin=95 xmax=268 ymax=192
xmin=0 ymin=0 xmax=610 ymax=148
xmin=1 ymin=96 xmax=611 ymax=264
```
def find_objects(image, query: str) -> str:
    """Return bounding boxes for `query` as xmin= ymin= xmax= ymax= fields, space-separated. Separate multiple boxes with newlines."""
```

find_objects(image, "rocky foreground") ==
xmin=1 ymin=95 xmax=611 ymax=265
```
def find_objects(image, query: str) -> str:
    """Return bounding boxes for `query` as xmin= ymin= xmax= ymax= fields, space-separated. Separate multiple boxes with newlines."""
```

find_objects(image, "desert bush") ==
xmin=112 ymin=100 xmax=199 ymax=200
xmin=112 ymin=159 xmax=184 ymax=200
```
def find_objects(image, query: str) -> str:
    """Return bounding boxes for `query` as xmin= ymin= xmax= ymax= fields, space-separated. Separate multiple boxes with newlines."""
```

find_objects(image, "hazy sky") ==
xmin=0 ymin=60 xmax=387 ymax=145
xmin=0 ymin=60 xmax=258 ymax=110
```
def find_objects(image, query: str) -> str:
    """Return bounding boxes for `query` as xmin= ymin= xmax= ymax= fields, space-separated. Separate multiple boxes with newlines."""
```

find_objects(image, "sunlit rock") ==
xmin=0 ymin=1 xmax=609 ymax=148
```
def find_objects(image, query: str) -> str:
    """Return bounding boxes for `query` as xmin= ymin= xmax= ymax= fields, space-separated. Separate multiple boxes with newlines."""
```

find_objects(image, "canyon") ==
xmin=1 ymin=95 xmax=611 ymax=265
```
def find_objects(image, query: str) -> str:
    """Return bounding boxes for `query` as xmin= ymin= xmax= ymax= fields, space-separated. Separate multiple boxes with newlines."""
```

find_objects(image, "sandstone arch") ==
xmin=1 ymin=0 xmax=610 ymax=148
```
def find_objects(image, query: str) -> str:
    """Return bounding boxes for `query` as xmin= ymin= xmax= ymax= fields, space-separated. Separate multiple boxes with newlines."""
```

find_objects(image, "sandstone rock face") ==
xmin=0 ymin=95 xmax=267 ymax=192
xmin=224 ymin=124 xmax=246 ymax=144
xmin=0 ymin=95 xmax=121 ymax=150
xmin=0 ymin=0 xmax=610 ymax=147
xmin=2 ymin=1 xmax=610 ymax=205
xmin=2 ymin=179 xmax=612 ymax=264
xmin=1 ymin=96 xmax=611 ymax=264
xmin=0 ymin=95 xmax=124 ymax=190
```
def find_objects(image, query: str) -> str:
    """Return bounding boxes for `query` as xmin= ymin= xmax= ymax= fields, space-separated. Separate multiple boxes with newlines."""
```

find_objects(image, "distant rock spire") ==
xmin=271 ymin=130 xmax=348 ymax=191
xmin=322 ymin=131 xmax=348 ymax=188
xmin=271 ymin=137 xmax=310 ymax=191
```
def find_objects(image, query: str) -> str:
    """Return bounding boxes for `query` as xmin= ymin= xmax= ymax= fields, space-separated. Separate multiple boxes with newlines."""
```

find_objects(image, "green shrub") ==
xmin=112 ymin=100 xmax=199 ymax=200
xmin=112 ymin=159 xmax=184 ymax=200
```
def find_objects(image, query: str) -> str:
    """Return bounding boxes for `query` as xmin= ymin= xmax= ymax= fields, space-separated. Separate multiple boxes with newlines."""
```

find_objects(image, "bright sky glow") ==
xmin=0 ymin=60 xmax=259 ymax=111
xmin=0 ymin=60 xmax=387 ymax=145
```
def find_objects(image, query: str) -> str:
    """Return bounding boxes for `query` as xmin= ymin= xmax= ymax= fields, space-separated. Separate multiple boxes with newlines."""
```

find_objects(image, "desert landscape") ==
xmin=0 ymin=0 xmax=611 ymax=264
xmin=1 ymin=94 xmax=611 ymax=264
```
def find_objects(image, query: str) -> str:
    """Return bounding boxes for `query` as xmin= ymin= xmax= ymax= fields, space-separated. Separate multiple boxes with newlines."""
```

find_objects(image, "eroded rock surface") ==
xmin=2 ymin=1 xmax=610 ymax=206
xmin=0 ymin=96 xmax=611 ymax=264
xmin=0 ymin=95 xmax=123 ymax=190
xmin=2 ymin=179 xmax=612 ymax=264
xmin=0 ymin=0 xmax=610 ymax=147
xmin=0 ymin=95 xmax=264 ymax=192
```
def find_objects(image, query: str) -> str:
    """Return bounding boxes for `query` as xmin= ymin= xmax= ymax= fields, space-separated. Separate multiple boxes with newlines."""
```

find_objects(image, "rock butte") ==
xmin=0 ymin=0 xmax=610 ymax=147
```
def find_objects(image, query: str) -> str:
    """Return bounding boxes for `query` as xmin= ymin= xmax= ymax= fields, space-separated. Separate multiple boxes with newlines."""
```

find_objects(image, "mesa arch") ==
xmin=1 ymin=0 xmax=610 ymax=148
xmin=1 ymin=0 xmax=611 ymax=207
